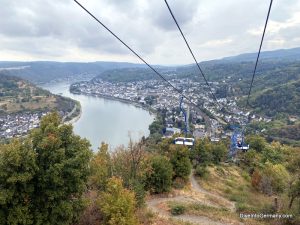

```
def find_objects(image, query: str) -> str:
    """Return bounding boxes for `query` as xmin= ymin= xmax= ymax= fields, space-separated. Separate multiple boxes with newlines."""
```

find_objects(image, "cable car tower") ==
xmin=174 ymin=95 xmax=194 ymax=146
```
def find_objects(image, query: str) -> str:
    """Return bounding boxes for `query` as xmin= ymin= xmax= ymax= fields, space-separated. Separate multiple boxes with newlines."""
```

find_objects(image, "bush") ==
xmin=259 ymin=162 xmax=290 ymax=194
xmin=211 ymin=144 xmax=227 ymax=163
xmin=195 ymin=165 xmax=209 ymax=178
xmin=129 ymin=179 xmax=146 ymax=207
xmin=224 ymin=188 xmax=232 ymax=195
xmin=260 ymin=203 xmax=276 ymax=214
xmin=173 ymin=177 xmax=186 ymax=189
xmin=241 ymin=171 xmax=251 ymax=182
xmin=97 ymin=177 xmax=138 ymax=225
xmin=146 ymin=155 xmax=173 ymax=193
xmin=170 ymin=204 xmax=186 ymax=215
xmin=169 ymin=145 xmax=192 ymax=181
xmin=229 ymin=193 xmax=246 ymax=203
xmin=236 ymin=202 xmax=251 ymax=212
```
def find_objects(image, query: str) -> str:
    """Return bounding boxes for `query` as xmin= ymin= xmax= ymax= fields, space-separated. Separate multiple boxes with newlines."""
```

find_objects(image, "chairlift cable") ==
xmin=246 ymin=0 xmax=273 ymax=107
xmin=164 ymin=0 xmax=220 ymax=108
xmin=73 ymin=0 xmax=199 ymax=109
xmin=240 ymin=0 xmax=273 ymax=154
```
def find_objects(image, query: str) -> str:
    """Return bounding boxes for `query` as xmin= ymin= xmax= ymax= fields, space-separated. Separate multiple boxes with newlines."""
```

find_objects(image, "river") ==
xmin=41 ymin=82 xmax=154 ymax=151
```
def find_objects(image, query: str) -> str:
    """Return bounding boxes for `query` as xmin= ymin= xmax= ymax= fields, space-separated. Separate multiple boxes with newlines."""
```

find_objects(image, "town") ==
xmin=0 ymin=112 xmax=45 ymax=139
xmin=0 ymin=110 xmax=75 ymax=140
xmin=70 ymin=77 xmax=272 ymax=140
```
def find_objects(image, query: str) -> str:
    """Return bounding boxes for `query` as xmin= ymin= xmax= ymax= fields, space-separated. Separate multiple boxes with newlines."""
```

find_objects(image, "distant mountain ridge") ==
xmin=0 ymin=47 xmax=300 ymax=83
xmin=221 ymin=47 xmax=300 ymax=62
xmin=0 ymin=61 xmax=148 ymax=84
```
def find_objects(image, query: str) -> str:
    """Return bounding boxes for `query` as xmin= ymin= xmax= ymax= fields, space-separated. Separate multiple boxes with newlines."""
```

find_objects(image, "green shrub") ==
xmin=170 ymin=204 xmax=186 ymax=215
xmin=241 ymin=171 xmax=251 ymax=182
xmin=216 ymin=166 xmax=225 ymax=174
xmin=236 ymin=202 xmax=250 ymax=212
xmin=98 ymin=177 xmax=138 ymax=225
xmin=146 ymin=155 xmax=173 ymax=193
xmin=238 ymin=185 xmax=246 ymax=191
xmin=224 ymin=188 xmax=232 ymax=194
xmin=173 ymin=177 xmax=186 ymax=189
xmin=229 ymin=193 xmax=246 ymax=203
xmin=260 ymin=203 xmax=276 ymax=214
xmin=195 ymin=165 xmax=209 ymax=178
xmin=225 ymin=180 xmax=236 ymax=188
xmin=169 ymin=145 xmax=192 ymax=181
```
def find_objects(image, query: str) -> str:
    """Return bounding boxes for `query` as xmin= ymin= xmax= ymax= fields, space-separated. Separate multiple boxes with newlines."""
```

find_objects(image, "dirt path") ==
xmin=147 ymin=196 xmax=226 ymax=225
xmin=146 ymin=172 xmax=240 ymax=225
xmin=190 ymin=173 xmax=236 ymax=212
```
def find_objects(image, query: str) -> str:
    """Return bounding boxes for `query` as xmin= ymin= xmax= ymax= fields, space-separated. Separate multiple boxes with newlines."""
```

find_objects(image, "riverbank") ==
xmin=42 ymin=82 xmax=155 ymax=149
xmin=64 ymin=102 xmax=82 ymax=125
xmin=71 ymin=91 xmax=157 ymax=116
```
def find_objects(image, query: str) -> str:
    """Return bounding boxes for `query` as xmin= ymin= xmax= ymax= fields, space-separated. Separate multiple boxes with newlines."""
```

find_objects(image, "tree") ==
xmin=32 ymin=113 xmax=92 ymax=225
xmin=169 ymin=145 xmax=192 ymax=181
xmin=242 ymin=149 xmax=262 ymax=172
xmin=89 ymin=142 xmax=111 ymax=191
xmin=247 ymin=135 xmax=266 ymax=153
xmin=110 ymin=141 xmax=149 ymax=206
xmin=111 ymin=142 xmax=148 ymax=187
xmin=0 ymin=140 xmax=37 ymax=225
xmin=0 ymin=112 xmax=92 ymax=225
xmin=261 ymin=142 xmax=284 ymax=164
xmin=146 ymin=155 xmax=173 ymax=193
xmin=289 ymin=178 xmax=300 ymax=209
xmin=211 ymin=144 xmax=227 ymax=164
xmin=149 ymin=119 xmax=163 ymax=135
xmin=97 ymin=177 xmax=137 ymax=225
xmin=260 ymin=162 xmax=290 ymax=194
xmin=191 ymin=139 xmax=212 ymax=166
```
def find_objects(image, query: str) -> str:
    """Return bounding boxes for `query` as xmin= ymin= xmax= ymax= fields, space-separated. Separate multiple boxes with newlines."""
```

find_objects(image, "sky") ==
xmin=1 ymin=0 xmax=300 ymax=65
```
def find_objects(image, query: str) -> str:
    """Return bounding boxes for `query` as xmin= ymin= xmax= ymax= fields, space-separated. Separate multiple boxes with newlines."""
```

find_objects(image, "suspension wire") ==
xmin=246 ymin=0 xmax=273 ymax=107
xmin=73 ymin=0 xmax=199 ymax=109
xmin=241 ymin=0 xmax=273 ymax=143
xmin=164 ymin=0 xmax=273 ymax=147
xmin=163 ymin=0 xmax=220 ymax=108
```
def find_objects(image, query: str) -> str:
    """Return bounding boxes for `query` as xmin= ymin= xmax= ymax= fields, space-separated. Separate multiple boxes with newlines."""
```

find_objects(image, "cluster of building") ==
xmin=0 ymin=112 xmax=45 ymax=139
xmin=0 ymin=109 xmax=74 ymax=140
xmin=71 ymin=77 xmax=271 ymax=140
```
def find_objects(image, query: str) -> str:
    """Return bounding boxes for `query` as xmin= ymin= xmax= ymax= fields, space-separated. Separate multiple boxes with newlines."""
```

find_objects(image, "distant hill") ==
xmin=0 ymin=72 xmax=76 ymax=116
xmin=93 ymin=67 xmax=172 ymax=83
xmin=250 ymin=79 xmax=300 ymax=117
xmin=1 ymin=47 xmax=299 ymax=84
xmin=0 ymin=61 xmax=147 ymax=84
xmin=221 ymin=47 xmax=300 ymax=62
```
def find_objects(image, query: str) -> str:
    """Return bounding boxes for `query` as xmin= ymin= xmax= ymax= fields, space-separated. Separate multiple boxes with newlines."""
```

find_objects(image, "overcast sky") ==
xmin=1 ymin=0 xmax=300 ymax=65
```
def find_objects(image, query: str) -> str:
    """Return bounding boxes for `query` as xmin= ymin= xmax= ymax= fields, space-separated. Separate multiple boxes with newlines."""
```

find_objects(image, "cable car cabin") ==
xmin=174 ymin=137 xmax=195 ymax=146
xmin=236 ymin=141 xmax=249 ymax=151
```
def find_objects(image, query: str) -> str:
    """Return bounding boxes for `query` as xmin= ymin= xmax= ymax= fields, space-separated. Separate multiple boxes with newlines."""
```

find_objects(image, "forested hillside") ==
xmin=93 ymin=67 xmax=170 ymax=83
xmin=0 ymin=73 xmax=76 ymax=115
xmin=250 ymin=79 xmax=300 ymax=117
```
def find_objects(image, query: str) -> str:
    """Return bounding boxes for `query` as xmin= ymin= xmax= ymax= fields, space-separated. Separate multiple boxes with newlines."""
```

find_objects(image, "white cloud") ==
xmin=0 ymin=0 xmax=299 ymax=64
xmin=198 ymin=39 xmax=233 ymax=48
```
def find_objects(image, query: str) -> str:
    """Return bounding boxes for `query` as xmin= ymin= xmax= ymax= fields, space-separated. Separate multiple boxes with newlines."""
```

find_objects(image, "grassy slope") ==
xmin=194 ymin=165 xmax=276 ymax=225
